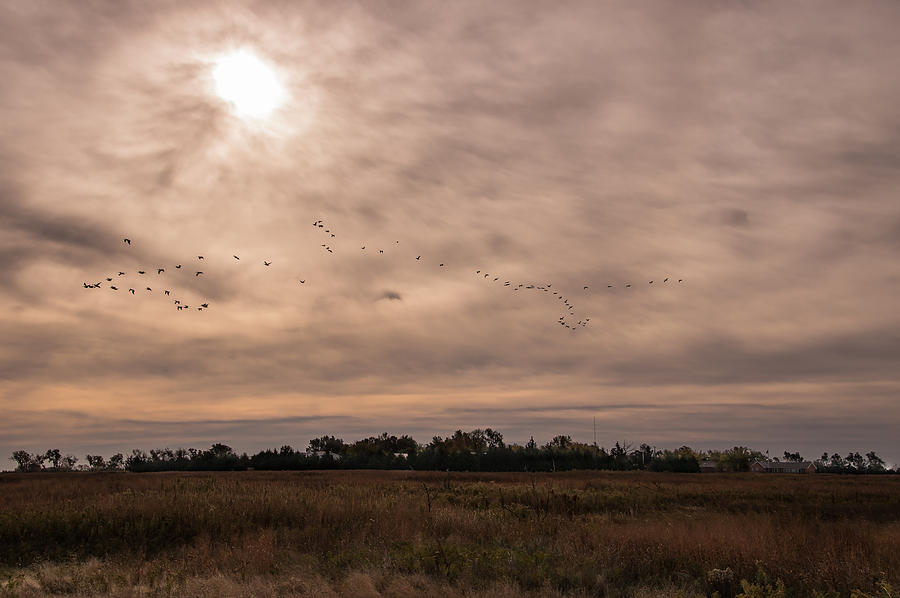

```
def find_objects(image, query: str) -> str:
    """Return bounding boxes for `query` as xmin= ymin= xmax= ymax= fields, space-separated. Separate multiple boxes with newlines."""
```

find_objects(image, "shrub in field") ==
xmin=706 ymin=567 xmax=736 ymax=598
xmin=735 ymin=566 xmax=786 ymax=598
xmin=850 ymin=580 xmax=899 ymax=598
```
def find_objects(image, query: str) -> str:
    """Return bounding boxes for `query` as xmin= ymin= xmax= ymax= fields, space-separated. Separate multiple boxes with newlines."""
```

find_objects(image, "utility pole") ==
xmin=593 ymin=416 xmax=596 ymax=447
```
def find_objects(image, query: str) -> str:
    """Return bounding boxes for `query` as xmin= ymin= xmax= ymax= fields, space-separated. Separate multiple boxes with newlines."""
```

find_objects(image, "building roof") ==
xmin=754 ymin=460 xmax=815 ymax=468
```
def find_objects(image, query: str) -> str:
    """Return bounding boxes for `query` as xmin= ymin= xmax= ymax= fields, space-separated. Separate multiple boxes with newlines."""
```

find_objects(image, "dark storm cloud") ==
xmin=1 ymin=0 xmax=900 ymax=462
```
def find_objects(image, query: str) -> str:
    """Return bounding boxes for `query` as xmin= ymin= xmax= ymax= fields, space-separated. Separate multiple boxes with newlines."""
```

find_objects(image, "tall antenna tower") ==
xmin=593 ymin=416 xmax=597 ymax=446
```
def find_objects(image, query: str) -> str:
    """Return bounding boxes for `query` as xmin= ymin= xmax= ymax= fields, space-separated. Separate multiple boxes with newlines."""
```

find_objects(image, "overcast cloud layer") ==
xmin=2 ymin=1 xmax=899 ymax=464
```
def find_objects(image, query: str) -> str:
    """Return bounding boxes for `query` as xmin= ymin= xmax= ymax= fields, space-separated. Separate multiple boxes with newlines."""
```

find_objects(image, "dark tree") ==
xmin=783 ymin=451 xmax=803 ymax=462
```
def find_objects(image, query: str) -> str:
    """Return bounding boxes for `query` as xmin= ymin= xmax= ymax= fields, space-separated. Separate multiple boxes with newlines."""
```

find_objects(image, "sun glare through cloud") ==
xmin=212 ymin=49 xmax=286 ymax=119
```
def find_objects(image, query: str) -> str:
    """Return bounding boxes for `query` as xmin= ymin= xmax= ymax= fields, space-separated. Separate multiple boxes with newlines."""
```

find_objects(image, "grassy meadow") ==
xmin=0 ymin=470 xmax=898 ymax=597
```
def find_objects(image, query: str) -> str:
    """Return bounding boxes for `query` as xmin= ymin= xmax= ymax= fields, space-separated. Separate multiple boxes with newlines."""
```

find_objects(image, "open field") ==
xmin=1 ymin=470 xmax=899 ymax=597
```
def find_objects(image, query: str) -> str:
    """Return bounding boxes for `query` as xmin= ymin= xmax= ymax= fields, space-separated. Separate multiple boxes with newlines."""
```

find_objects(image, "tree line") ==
xmin=7 ymin=429 xmax=895 ymax=474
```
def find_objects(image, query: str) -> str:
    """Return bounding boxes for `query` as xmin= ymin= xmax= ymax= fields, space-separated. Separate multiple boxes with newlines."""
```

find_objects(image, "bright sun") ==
xmin=212 ymin=50 xmax=286 ymax=119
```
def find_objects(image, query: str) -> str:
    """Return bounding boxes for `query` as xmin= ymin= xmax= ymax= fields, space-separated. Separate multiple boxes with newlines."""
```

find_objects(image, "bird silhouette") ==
xmin=439 ymin=263 xmax=444 ymax=267
xmin=626 ymin=284 xmax=631 ymax=287
xmin=118 ymin=272 xmax=125 ymax=276
xmin=233 ymin=255 xmax=240 ymax=260
xmin=379 ymin=250 xmax=384 ymax=254
xmin=416 ymin=256 xmax=421 ymax=260
xmin=129 ymin=288 xmax=135 ymax=294
xmin=198 ymin=256 xmax=204 ymax=260
xmin=137 ymin=271 xmax=145 ymax=275
xmin=164 ymin=290 xmax=170 ymax=295
xmin=106 ymin=278 xmax=112 ymax=281
xmin=123 ymin=238 xmax=131 ymax=245
xmin=678 ymin=279 xmax=683 ymax=282
xmin=177 ymin=305 xmax=183 ymax=311
xmin=110 ymin=286 xmax=118 ymax=291
xmin=195 ymin=271 xmax=203 ymax=276
xmin=361 ymin=246 xmax=366 ymax=250
xmin=174 ymin=300 xmax=180 ymax=304
xmin=200 ymin=303 xmax=208 ymax=308
xmin=264 ymin=261 xmax=271 ymax=266
xmin=145 ymin=287 xmax=151 ymax=292
xmin=664 ymin=278 xmax=668 ymax=282
xmin=299 ymin=280 xmax=305 ymax=284
xmin=584 ymin=286 xmax=589 ymax=290
xmin=157 ymin=268 xmax=164 ymax=274
xmin=175 ymin=265 xmax=182 ymax=269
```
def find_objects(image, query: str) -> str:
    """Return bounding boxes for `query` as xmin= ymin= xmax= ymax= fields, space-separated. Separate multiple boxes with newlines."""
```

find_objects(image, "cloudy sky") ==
xmin=2 ymin=1 xmax=899 ymax=464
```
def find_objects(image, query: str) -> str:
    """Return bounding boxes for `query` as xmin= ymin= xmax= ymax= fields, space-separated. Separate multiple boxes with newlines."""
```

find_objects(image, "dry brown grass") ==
xmin=0 ymin=470 xmax=898 ymax=597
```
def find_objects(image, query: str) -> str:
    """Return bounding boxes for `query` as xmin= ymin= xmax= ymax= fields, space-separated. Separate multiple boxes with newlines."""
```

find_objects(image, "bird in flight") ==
xmin=233 ymin=255 xmax=240 ymax=260
xmin=157 ymin=268 xmax=164 ymax=274
xmin=264 ymin=261 xmax=271 ymax=266
xmin=664 ymin=278 xmax=668 ymax=282
xmin=123 ymin=238 xmax=131 ymax=245
xmin=299 ymin=280 xmax=305 ymax=284
xmin=145 ymin=287 xmax=152 ymax=292
xmin=129 ymin=288 xmax=135 ymax=294
xmin=195 ymin=271 xmax=203 ymax=276
xmin=439 ymin=263 xmax=444 ymax=267
xmin=106 ymin=277 xmax=112 ymax=281
xmin=198 ymin=256 xmax=204 ymax=260
xmin=137 ymin=271 xmax=145 ymax=275
xmin=118 ymin=272 xmax=125 ymax=276
xmin=110 ymin=286 xmax=118 ymax=291
xmin=164 ymin=290 xmax=170 ymax=295
xmin=416 ymin=256 xmax=421 ymax=260
xmin=175 ymin=265 xmax=182 ymax=269
xmin=584 ymin=286 xmax=589 ymax=290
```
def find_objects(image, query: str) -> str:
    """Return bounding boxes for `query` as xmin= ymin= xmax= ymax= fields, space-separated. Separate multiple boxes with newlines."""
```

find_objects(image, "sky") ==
xmin=1 ymin=1 xmax=899 ymax=465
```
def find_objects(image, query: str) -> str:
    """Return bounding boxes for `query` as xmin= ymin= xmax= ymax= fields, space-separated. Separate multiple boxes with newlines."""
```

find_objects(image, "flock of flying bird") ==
xmin=82 ymin=220 xmax=683 ymax=330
